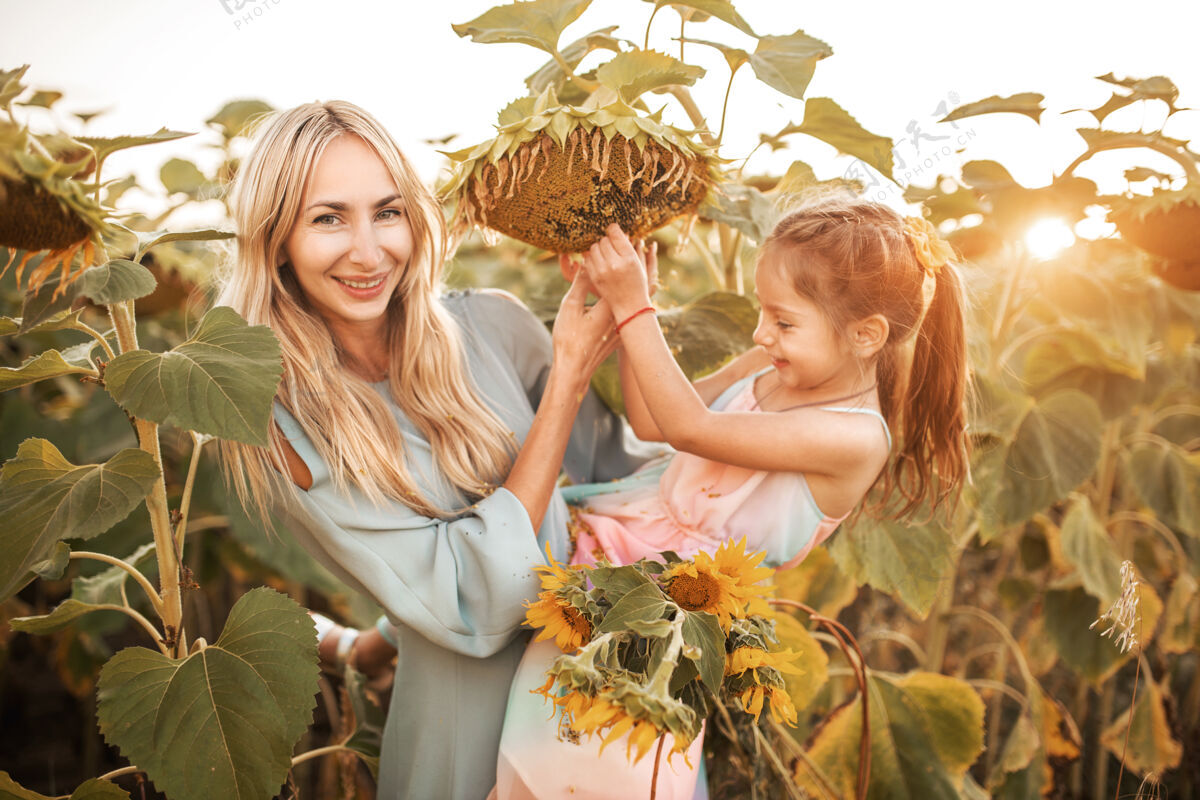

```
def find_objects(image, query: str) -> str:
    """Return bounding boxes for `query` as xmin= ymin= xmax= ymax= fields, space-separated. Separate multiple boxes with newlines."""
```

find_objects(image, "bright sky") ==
xmin=3 ymin=0 xmax=1198 ymax=225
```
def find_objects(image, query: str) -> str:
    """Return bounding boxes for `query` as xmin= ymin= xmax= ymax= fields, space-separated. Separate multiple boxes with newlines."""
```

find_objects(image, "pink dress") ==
xmin=494 ymin=370 xmax=890 ymax=799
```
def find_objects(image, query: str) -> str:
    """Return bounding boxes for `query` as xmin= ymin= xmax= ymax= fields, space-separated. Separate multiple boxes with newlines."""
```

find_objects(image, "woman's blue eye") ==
xmin=379 ymin=208 xmax=404 ymax=220
xmin=314 ymin=214 xmax=338 ymax=225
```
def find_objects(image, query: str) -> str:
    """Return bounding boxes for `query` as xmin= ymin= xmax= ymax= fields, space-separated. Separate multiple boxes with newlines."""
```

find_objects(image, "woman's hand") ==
xmin=551 ymin=269 xmax=619 ymax=384
xmin=581 ymin=224 xmax=657 ymax=319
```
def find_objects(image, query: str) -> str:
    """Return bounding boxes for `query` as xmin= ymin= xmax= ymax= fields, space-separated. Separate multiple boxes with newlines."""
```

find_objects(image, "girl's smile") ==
xmin=751 ymin=256 xmax=862 ymax=403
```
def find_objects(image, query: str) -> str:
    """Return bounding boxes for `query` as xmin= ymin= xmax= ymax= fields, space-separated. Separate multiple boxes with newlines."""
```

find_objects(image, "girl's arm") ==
xmin=604 ymin=241 xmax=771 ymax=442
xmin=582 ymin=226 xmax=887 ymax=488
xmin=619 ymin=345 xmax=771 ymax=442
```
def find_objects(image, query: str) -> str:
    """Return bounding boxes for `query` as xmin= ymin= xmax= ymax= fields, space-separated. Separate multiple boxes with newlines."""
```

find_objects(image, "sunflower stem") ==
xmin=647 ymin=610 xmax=687 ymax=696
xmin=174 ymin=432 xmax=207 ymax=553
xmin=108 ymin=299 xmax=185 ymax=657
xmin=643 ymin=4 xmax=661 ymax=50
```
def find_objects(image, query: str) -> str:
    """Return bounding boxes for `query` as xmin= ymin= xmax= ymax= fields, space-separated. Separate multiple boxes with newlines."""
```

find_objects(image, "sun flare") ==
xmin=1024 ymin=218 xmax=1076 ymax=260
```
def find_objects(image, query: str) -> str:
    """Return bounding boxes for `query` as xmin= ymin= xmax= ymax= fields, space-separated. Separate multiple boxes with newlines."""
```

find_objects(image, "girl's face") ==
xmin=282 ymin=134 xmax=413 ymax=341
xmin=752 ymin=254 xmax=859 ymax=395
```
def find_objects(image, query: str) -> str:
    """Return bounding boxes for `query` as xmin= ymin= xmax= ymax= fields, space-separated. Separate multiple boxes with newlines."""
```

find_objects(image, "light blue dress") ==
xmin=269 ymin=291 xmax=652 ymax=799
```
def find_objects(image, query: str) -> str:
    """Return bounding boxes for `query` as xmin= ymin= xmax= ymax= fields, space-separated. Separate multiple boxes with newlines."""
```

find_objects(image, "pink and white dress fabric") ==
xmin=494 ymin=369 xmax=890 ymax=799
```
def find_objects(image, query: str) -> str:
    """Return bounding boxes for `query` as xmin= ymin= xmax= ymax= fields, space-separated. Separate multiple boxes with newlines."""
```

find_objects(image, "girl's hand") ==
xmin=582 ymin=224 xmax=655 ymax=319
xmin=552 ymin=269 xmax=619 ymax=385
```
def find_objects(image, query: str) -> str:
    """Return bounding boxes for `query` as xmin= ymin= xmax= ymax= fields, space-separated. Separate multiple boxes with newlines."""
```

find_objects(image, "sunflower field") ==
xmin=2 ymin=1 xmax=1199 ymax=799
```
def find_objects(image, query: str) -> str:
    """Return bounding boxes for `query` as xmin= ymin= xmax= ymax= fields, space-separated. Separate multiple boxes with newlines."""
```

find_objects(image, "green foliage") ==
xmin=594 ymin=49 xmax=704 ymax=103
xmin=829 ymin=511 xmax=956 ymax=617
xmin=0 ymin=773 xmax=129 ymax=800
xmin=939 ymin=92 xmax=1045 ymax=123
xmin=642 ymin=0 xmax=757 ymax=37
xmin=451 ymin=0 xmax=592 ymax=55
xmin=747 ymin=30 xmax=832 ymax=100
xmin=0 ymin=346 xmax=95 ymax=391
xmin=0 ymin=440 xmax=157 ymax=601
xmin=797 ymin=672 xmax=984 ymax=799
xmin=104 ymin=306 xmax=283 ymax=447
xmin=10 ymin=544 xmax=158 ymax=635
xmin=96 ymin=589 xmax=319 ymax=800
xmin=76 ymin=259 xmax=157 ymax=305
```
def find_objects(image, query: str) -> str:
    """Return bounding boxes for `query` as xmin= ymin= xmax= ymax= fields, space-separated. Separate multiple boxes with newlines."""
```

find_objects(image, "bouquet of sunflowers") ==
xmin=525 ymin=538 xmax=801 ymax=766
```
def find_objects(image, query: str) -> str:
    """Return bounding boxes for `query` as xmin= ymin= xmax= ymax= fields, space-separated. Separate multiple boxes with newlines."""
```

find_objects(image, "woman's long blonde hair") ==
xmin=216 ymin=101 xmax=514 ymax=519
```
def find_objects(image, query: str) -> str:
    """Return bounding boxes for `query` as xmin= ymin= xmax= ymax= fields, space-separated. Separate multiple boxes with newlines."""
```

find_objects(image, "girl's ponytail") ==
xmin=894 ymin=261 xmax=969 ymax=515
xmin=764 ymin=198 xmax=971 ymax=518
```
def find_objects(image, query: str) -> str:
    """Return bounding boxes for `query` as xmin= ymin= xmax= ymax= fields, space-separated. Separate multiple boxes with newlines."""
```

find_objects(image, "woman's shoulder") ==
xmin=441 ymin=288 xmax=551 ymax=354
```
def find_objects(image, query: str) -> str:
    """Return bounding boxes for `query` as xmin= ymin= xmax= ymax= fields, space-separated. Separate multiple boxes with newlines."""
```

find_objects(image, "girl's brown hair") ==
xmin=763 ymin=194 xmax=969 ymax=516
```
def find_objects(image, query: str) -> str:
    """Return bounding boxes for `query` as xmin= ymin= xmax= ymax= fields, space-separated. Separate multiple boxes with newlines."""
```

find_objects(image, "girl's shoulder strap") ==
xmin=710 ymin=367 xmax=770 ymax=411
xmin=818 ymin=406 xmax=893 ymax=450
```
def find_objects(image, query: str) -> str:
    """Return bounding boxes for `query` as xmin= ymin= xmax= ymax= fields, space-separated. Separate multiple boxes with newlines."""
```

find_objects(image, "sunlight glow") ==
xmin=1024 ymin=218 xmax=1076 ymax=260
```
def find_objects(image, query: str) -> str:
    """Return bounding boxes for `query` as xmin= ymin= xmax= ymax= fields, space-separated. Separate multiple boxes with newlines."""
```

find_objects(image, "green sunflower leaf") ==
xmin=76 ymin=128 xmax=193 ymax=165
xmin=96 ymin=588 xmax=319 ymax=800
xmin=829 ymin=513 xmax=956 ymax=618
xmin=596 ymin=581 xmax=668 ymax=634
xmin=796 ymin=672 xmax=984 ymax=799
xmin=104 ymin=306 xmax=283 ymax=445
xmin=452 ymin=0 xmax=592 ymax=56
xmin=0 ymin=439 xmax=158 ymax=602
xmin=680 ymin=610 xmax=724 ymax=693
xmin=206 ymin=99 xmax=274 ymax=140
xmin=526 ymin=26 xmax=621 ymax=93
xmin=777 ymin=97 xmax=895 ymax=178
xmin=11 ymin=543 xmax=158 ymax=636
xmin=643 ymin=0 xmax=757 ymax=37
xmin=1059 ymin=496 xmax=1123 ymax=604
xmin=0 ymin=347 xmax=94 ymax=391
xmin=939 ymin=92 xmax=1045 ymax=123
xmin=595 ymin=50 xmax=705 ymax=104
xmin=749 ymin=29 xmax=833 ymax=100
xmin=77 ymin=259 xmax=157 ymax=305
xmin=1125 ymin=440 xmax=1200 ymax=537
xmin=0 ymin=773 xmax=130 ymax=800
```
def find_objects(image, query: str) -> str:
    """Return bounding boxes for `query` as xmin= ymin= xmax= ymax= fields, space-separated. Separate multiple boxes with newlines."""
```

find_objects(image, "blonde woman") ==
xmin=217 ymin=101 xmax=649 ymax=799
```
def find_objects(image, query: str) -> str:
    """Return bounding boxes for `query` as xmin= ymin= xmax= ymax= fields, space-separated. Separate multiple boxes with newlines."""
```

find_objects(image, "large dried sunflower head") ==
xmin=0 ymin=119 xmax=108 ymax=294
xmin=440 ymin=91 xmax=720 ymax=253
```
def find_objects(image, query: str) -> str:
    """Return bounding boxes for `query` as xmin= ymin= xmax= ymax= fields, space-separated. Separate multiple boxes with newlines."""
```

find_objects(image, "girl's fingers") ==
xmin=606 ymin=225 xmax=639 ymax=260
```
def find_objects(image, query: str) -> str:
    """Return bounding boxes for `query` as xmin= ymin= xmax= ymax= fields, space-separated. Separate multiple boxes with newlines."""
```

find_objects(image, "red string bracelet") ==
xmin=615 ymin=305 xmax=655 ymax=334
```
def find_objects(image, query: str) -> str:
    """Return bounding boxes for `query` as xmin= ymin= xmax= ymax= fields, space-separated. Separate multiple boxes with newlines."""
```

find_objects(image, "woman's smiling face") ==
xmin=282 ymin=134 xmax=412 ymax=341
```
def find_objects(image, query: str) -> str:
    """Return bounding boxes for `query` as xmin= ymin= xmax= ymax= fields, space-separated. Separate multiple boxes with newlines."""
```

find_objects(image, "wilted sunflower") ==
xmin=662 ymin=552 xmax=744 ymax=630
xmin=0 ymin=119 xmax=107 ymax=295
xmin=725 ymin=645 xmax=804 ymax=681
xmin=532 ymin=545 xmax=589 ymax=594
xmin=738 ymin=684 xmax=798 ymax=727
xmin=440 ymin=88 xmax=720 ymax=253
xmin=569 ymin=680 xmax=698 ymax=764
xmin=526 ymin=591 xmax=593 ymax=652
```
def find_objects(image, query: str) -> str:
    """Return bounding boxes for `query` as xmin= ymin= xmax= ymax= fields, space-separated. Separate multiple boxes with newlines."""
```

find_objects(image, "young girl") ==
xmin=494 ymin=196 xmax=969 ymax=799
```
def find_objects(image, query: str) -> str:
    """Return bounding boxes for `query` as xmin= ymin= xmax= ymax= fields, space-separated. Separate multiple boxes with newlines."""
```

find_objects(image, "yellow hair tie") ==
xmin=902 ymin=215 xmax=955 ymax=277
